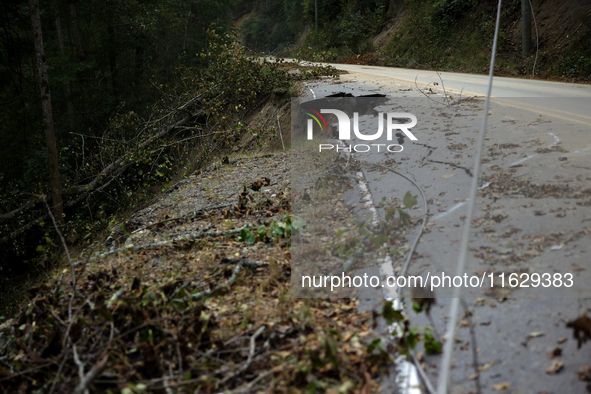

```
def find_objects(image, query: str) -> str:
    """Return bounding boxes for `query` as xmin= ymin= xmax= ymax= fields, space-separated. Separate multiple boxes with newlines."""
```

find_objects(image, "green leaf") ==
xmin=306 ymin=379 xmax=327 ymax=394
xmin=389 ymin=246 xmax=401 ymax=256
xmin=371 ymin=233 xmax=388 ymax=247
xmin=382 ymin=301 xmax=403 ymax=325
xmin=385 ymin=206 xmax=396 ymax=221
xmin=338 ymin=380 xmax=355 ymax=394
xmin=273 ymin=227 xmax=284 ymax=237
xmin=240 ymin=228 xmax=256 ymax=245
xmin=366 ymin=338 xmax=381 ymax=354
xmin=403 ymin=191 xmax=418 ymax=209
xmin=412 ymin=302 xmax=424 ymax=313
xmin=406 ymin=331 xmax=418 ymax=349
xmin=424 ymin=331 xmax=442 ymax=354
xmin=399 ymin=209 xmax=410 ymax=226
xmin=291 ymin=216 xmax=307 ymax=230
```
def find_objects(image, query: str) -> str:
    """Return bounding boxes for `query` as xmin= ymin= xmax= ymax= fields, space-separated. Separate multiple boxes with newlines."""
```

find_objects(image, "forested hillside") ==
xmin=239 ymin=0 xmax=591 ymax=81
xmin=238 ymin=0 xmax=389 ymax=56
xmin=0 ymin=0 xmax=330 ymax=296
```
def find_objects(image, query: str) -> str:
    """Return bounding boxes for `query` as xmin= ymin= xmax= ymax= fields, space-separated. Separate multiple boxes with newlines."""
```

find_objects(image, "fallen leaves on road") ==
xmin=546 ymin=360 xmax=564 ymax=374
xmin=492 ymin=381 xmax=510 ymax=390
xmin=578 ymin=365 xmax=591 ymax=381
xmin=478 ymin=360 xmax=498 ymax=372
xmin=479 ymin=169 xmax=591 ymax=200
xmin=536 ymin=144 xmax=569 ymax=154
xmin=566 ymin=314 xmax=591 ymax=349
xmin=571 ymin=264 xmax=586 ymax=272
xmin=547 ymin=348 xmax=562 ymax=359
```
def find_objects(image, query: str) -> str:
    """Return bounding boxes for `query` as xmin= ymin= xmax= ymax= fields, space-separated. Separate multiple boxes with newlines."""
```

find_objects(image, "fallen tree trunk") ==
xmin=63 ymin=115 xmax=192 ymax=197
xmin=0 ymin=109 xmax=199 ymax=247
xmin=1 ymin=115 xmax=193 ymax=221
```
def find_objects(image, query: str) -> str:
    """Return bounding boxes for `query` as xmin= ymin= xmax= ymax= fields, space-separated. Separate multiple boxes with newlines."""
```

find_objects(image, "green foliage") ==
xmin=380 ymin=0 xmax=492 ymax=71
xmin=423 ymin=328 xmax=442 ymax=354
xmin=377 ymin=0 xmax=585 ymax=79
xmin=239 ymin=0 xmax=387 ymax=58
xmin=379 ymin=301 xmax=442 ymax=357
xmin=0 ymin=0 xmax=239 ymax=273
xmin=296 ymin=0 xmax=387 ymax=58
xmin=241 ymin=0 xmax=304 ymax=54
xmin=237 ymin=215 xmax=306 ymax=244
xmin=558 ymin=19 xmax=591 ymax=79
xmin=293 ymin=46 xmax=341 ymax=62
xmin=199 ymin=29 xmax=292 ymax=111
xmin=239 ymin=228 xmax=257 ymax=244
xmin=398 ymin=209 xmax=411 ymax=226
xmin=382 ymin=300 xmax=404 ymax=325
xmin=403 ymin=191 xmax=418 ymax=210
xmin=561 ymin=53 xmax=591 ymax=79
xmin=430 ymin=0 xmax=476 ymax=29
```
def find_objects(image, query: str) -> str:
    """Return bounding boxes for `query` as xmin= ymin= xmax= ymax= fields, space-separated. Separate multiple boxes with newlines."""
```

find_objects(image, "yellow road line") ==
xmin=494 ymin=97 xmax=591 ymax=121
xmin=337 ymin=66 xmax=591 ymax=126
xmin=491 ymin=99 xmax=591 ymax=127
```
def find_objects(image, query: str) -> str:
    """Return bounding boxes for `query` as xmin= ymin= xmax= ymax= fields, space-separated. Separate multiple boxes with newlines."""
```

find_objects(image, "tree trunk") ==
xmin=30 ymin=0 xmax=64 ymax=223
xmin=387 ymin=0 xmax=405 ymax=17
xmin=108 ymin=23 xmax=118 ymax=95
xmin=521 ymin=0 xmax=531 ymax=57
xmin=68 ymin=0 xmax=85 ymax=60
xmin=68 ymin=0 xmax=89 ymax=112
xmin=107 ymin=5 xmax=118 ymax=97
xmin=314 ymin=0 xmax=318 ymax=30
xmin=54 ymin=0 xmax=76 ymax=130
xmin=134 ymin=44 xmax=145 ymax=88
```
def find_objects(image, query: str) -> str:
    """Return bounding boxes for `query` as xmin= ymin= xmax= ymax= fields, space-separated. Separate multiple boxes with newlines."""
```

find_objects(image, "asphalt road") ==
xmin=295 ymin=64 xmax=591 ymax=393
xmin=297 ymin=60 xmax=591 ymax=128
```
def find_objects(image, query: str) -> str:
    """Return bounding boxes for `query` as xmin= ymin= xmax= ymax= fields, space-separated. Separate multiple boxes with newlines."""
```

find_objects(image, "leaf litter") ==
xmin=0 ymin=152 xmax=388 ymax=393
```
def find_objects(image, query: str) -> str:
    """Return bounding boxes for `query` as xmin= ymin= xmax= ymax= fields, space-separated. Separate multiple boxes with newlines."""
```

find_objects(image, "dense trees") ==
xmin=0 ymin=0 xmax=239 ymax=271
xmin=0 ymin=0 xmax=236 ymax=191
xmin=240 ymin=0 xmax=389 ymax=55
xmin=0 ymin=0 xmax=337 ymax=276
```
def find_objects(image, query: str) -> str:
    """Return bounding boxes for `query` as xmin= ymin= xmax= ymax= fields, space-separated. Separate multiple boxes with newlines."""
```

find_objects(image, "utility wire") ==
xmin=435 ymin=0 xmax=503 ymax=393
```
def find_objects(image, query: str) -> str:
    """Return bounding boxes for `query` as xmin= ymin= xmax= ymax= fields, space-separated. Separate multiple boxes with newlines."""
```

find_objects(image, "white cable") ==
xmin=435 ymin=1 xmax=503 ymax=393
xmin=528 ymin=0 xmax=539 ymax=77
